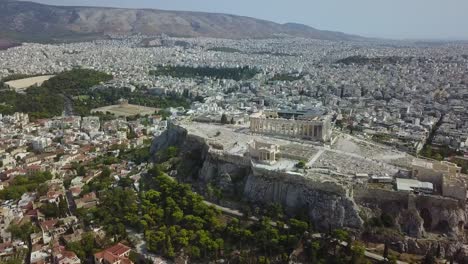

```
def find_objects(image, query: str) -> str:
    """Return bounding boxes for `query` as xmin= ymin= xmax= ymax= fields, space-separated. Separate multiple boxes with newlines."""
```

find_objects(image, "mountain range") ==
xmin=0 ymin=0 xmax=363 ymax=43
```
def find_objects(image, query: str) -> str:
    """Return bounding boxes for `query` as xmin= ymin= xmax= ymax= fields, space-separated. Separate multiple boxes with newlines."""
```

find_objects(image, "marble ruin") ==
xmin=249 ymin=110 xmax=333 ymax=142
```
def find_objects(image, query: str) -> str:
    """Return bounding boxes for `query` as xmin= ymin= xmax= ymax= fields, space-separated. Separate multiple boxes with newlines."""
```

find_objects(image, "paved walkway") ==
xmin=307 ymin=148 xmax=325 ymax=167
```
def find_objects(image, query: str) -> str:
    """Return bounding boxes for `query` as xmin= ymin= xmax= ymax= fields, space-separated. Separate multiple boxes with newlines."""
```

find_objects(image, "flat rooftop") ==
xmin=396 ymin=178 xmax=433 ymax=192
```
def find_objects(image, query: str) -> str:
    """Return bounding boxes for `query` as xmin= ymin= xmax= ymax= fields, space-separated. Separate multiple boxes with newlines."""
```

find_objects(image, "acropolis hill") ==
xmin=152 ymin=115 xmax=468 ymax=255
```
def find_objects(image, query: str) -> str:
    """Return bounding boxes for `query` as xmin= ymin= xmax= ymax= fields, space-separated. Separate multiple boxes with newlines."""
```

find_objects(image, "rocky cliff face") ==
xmin=244 ymin=171 xmax=363 ymax=230
xmin=152 ymin=124 xmax=364 ymax=230
xmin=150 ymin=123 xmax=188 ymax=160
xmin=152 ymin=124 xmax=466 ymax=242
xmin=355 ymin=187 xmax=466 ymax=239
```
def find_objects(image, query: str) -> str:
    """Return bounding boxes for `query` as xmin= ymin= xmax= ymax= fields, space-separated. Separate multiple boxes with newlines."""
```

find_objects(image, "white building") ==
xmin=31 ymin=137 xmax=52 ymax=152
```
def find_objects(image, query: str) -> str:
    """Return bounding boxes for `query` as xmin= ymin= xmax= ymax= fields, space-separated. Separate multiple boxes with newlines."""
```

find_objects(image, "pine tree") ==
xmin=436 ymin=243 xmax=441 ymax=258
xmin=383 ymin=241 xmax=389 ymax=260
xmin=221 ymin=113 xmax=228 ymax=124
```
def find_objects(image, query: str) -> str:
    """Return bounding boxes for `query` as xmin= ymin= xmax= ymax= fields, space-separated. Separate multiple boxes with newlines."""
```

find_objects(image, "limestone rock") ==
xmin=244 ymin=171 xmax=363 ymax=230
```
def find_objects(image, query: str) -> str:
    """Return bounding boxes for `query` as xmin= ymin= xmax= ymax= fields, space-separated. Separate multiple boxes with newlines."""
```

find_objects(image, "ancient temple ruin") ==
xmin=249 ymin=110 xmax=333 ymax=142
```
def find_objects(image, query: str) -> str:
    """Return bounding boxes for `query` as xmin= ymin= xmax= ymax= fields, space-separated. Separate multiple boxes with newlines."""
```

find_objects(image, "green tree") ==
xmin=423 ymin=251 xmax=436 ymax=264
xmin=350 ymin=241 xmax=367 ymax=264
xmin=77 ymin=165 xmax=86 ymax=176
xmin=433 ymin=153 xmax=443 ymax=161
xmin=295 ymin=160 xmax=306 ymax=169
xmin=8 ymin=222 xmax=38 ymax=242
xmin=289 ymin=218 xmax=308 ymax=235
xmin=220 ymin=114 xmax=228 ymax=124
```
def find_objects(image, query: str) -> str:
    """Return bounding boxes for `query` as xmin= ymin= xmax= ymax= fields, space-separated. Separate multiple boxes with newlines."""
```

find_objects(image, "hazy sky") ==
xmin=30 ymin=0 xmax=468 ymax=40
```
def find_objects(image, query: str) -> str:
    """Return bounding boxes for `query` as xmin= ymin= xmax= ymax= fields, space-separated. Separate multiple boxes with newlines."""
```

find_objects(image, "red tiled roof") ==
xmin=70 ymin=187 xmax=82 ymax=195
xmin=81 ymin=192 xmax=96 ymax=202
xmin=26 ymin=208 xmax=39 ymax=216
xmin=94 ymin=243 xmax=132 ymax=264
xmin=27 ymin=165 xmax=42 ymax=170
xmin=0 ymin=242 xmax=12 ymax=251
xmin=106 ymin=243 xmax=131 ymax=256
xmin=40 ymin=219 xmax=58 ymax=231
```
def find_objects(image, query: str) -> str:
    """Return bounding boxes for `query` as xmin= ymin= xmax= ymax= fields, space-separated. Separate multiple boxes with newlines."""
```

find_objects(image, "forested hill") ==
xmin=0 ymin=69 xmax=113 ymax=120
xmin=0 ymin=69 xmax=192 ymax=120
xmin=0 ymin=0 xmax=363 ymax=42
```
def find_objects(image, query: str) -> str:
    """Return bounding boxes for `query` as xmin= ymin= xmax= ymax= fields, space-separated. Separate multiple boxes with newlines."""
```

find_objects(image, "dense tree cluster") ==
xmin=452 ymin=157 xmax=468 ymax=174
xmin=53 ymin=143 xmax=388 ymax=263
xmin=270 ymin=73 xmax=303 ymax=82
xmin=73 ymin=87 xmax=190 ymax=116
xmin=119 ymin=145 xmax=151 ymax=165
xmin=44 ymin=69 xmax=112 ymax=96
xmin=420 ymin=145 xmax=461 ymax=162
xmin=137 ymin=167 xmax=316 ymax=262
xmin=7 ymin=222 xmax=39 ymax=242
xmin=0 ymin=171 xmax=53 ymax=200
xmin=39 ymin=196 xmax=69 ymax=218
xmin=66 ymin=232 xmax=99 ymax=260
xmin=85 ymin=188 xmax=138 ymax=241
xmin=150 ymin=65 xmax=259 ymax=81
xmin=66 ymin=159 xmax=383 ymax=263
xmin=80 ymin=166 xmax=113 ymax=195
xmin=139 ymin=168 xmax=224 ymax=259
xmin=0 ymin=69 xmax=112 ymax=120
xmin=0 ymin=69 xmax=190 ymax=119
xmin=303 ymin=231 xmax=369 ymax=264
xmin=207 ymin=47 xmax=242 ymax=53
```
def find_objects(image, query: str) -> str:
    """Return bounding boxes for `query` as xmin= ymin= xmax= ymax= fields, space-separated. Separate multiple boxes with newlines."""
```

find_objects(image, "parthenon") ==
xmin=249 ymin=110 xmax=333 ymax=142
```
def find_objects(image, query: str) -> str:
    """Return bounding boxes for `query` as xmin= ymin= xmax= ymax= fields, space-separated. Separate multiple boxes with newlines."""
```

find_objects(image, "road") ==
xmin=63 ymin=95 xmax=74 ymax=116
xmin=307 ymin=148 xmax=325 ymax=167
xmin=126 ymin=228 xmax=167 ymax=263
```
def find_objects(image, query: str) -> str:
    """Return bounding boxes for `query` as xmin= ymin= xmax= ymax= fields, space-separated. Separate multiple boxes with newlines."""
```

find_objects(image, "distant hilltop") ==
xmin=0 ymin=0 xmax=363 ymax=42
